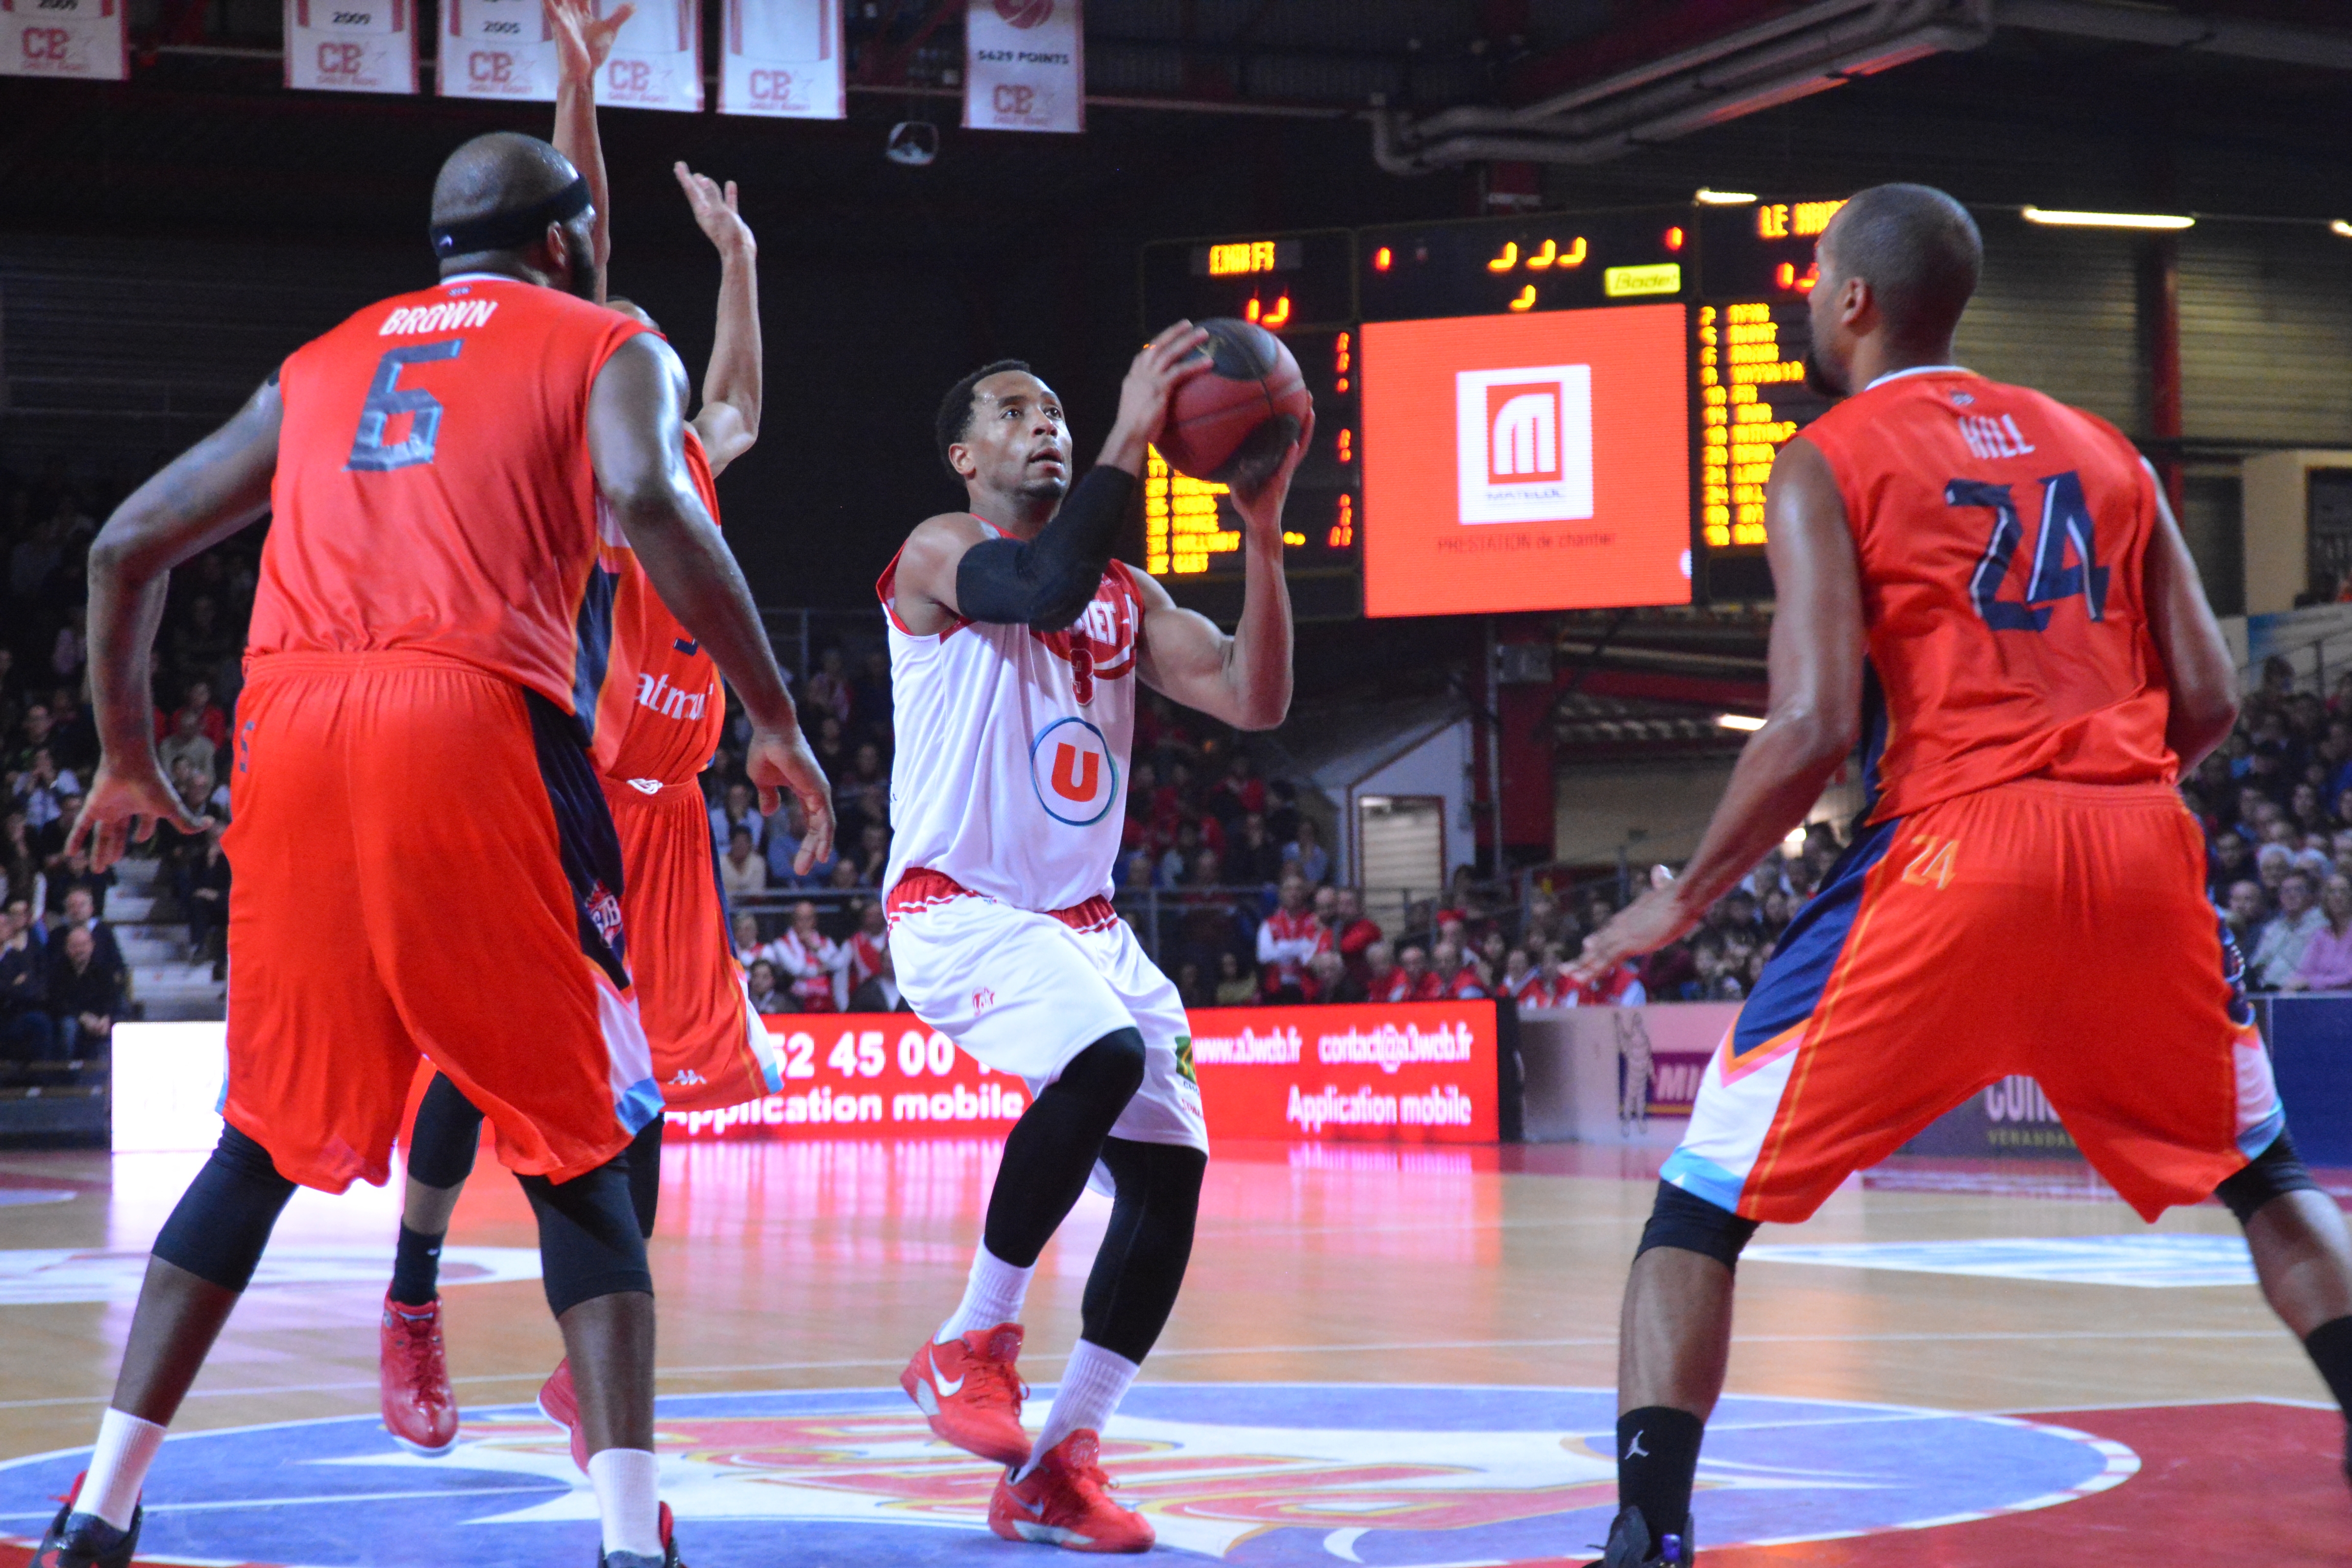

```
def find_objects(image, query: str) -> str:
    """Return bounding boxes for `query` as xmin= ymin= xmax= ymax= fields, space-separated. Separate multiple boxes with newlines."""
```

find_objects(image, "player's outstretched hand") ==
xmin=673 ymin=163 xmax=754 ymax=263
xmin=546 ymin=0 xmax=632 ymax=82
xmin=1229 ymin=407 xmax=1313 ymax=543
xmin=68 ymin=756 xmax=207 ymax=874
xmin=749 ymin=725 xmax=835 ymax=876
xmin=1105 ymin=323 xmax=1213 ymax=463
xmin=1567 ymin=882 xmax=1695 ymax=987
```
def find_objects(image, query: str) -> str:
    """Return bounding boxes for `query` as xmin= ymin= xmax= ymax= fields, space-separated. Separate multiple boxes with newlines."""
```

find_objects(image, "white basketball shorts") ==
xmin=886 ymin=879 xmax=1208 ymax=1158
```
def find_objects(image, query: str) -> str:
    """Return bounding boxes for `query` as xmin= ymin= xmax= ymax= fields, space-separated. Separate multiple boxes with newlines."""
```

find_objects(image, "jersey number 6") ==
xmin=1947 ymin=470 xmax=2109 ymax=633
xmin=346 ymin=339 xmax=464 ymax=473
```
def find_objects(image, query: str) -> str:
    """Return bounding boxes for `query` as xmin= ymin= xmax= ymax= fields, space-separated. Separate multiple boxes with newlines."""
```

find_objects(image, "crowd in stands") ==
xmin=2185 ymin=659 xmax=2352 ymax=993
xmin=0 ymin=460 xmax=226 ymax=1064
xmin=18 ymin=453 xmax=2352 ymax=1054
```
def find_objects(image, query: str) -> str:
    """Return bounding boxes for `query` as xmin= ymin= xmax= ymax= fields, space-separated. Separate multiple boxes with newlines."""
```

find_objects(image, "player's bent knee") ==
xmin=2216 ymin=1131 xmax=2323 ymax=1226
xmin=520 ymin=1160 xmax=654 ymax=1319
xmin=1056 ymin=1027 xmax=1148 ymax=1107
xmin=1635 ymin=1179 xmax=1760 ymax=1272
xmin=151 ymin=1126 xmax=298 ymax=1293
xmin=1100 ymin=1138 xmax=1207 ymax=1210
xmin=406 ymin=1073 xmax=487 ymax=1191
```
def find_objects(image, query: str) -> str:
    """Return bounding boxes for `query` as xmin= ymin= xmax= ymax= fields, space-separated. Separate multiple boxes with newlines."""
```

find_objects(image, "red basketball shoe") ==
xmin=900 ymin=1323 xmax=1030 ymax=1466
xmin=539 ymin=1359 xmax=591 ymax=1474
xmin=379 ymin=1294 xmax=459 ymax=1456
xmin=988 ymin=1431 xmax=1152 ymax=1553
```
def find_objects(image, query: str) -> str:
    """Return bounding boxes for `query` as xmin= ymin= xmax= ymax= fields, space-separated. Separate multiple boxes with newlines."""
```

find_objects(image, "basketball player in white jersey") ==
xmin=882 ymin=330 xmax=1307 ymax=1552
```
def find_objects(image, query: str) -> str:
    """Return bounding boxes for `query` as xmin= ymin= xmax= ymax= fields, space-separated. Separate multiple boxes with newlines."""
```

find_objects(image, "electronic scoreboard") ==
xmin=1136 ymin=196 xmax=1848 ymax=616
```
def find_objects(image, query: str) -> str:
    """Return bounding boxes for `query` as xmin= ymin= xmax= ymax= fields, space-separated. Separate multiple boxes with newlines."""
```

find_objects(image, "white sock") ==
xmin=1021 ymin=1340 xmax=1140 ymax=1479
xmin=586 ymin=1447 xmax=663 ymax=1559
xmin=936 ymin=1245 xmax=1033 ymax=1343
xmin=81 ymin=1409 xmax=166 ymax=1530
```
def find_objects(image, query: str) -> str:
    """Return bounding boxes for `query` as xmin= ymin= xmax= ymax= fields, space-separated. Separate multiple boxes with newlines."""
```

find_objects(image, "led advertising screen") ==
xmin=1358 ymin=303 xmax=1691 ymax=617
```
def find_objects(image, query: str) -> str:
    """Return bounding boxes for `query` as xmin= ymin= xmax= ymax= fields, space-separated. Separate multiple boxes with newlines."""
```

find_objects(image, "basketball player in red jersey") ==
xmin=40 ymin=132 xmax=829 ymax=1568
xmin=1571 ymin=184 xmax=2352 ymax=1566
xmin=374 ymin=0 xmax=793 ymax=1463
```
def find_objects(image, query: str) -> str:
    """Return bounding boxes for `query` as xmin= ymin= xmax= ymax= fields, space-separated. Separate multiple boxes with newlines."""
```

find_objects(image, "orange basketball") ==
xmin=993 ymin=0 xmax=1054 ymax=28
xmin=1156 ymin=318 xmax=1311 ymax=487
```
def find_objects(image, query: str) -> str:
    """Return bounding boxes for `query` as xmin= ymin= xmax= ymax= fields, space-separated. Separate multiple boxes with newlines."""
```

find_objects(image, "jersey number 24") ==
xmin=1947 ymin=470 xmax=2110 ymax=633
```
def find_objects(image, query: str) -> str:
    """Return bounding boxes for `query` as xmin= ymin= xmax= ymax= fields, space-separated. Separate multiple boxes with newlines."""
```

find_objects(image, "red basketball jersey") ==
xmin=586 ymin=425 xmax=727 ymax=785
xmin=1800 ymin=368 xmax=2176 ymax=823
xmin=252 ymin=275 xmax=648 ymax=711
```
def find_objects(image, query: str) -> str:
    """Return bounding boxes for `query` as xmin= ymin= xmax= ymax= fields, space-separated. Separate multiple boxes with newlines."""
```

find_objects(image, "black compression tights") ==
xmin=980 ymin=1029 xmax=1146 ymax=1269
xmin=1082 ymin=1138 xmax=1207 ymax=1364
xmin=410 ymin=1071 xmax=663 ymax=1239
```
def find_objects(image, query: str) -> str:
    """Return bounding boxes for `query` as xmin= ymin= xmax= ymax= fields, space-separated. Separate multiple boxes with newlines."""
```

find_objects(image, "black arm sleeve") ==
xmin=954 ymin=466 xmax=1136 ymax=631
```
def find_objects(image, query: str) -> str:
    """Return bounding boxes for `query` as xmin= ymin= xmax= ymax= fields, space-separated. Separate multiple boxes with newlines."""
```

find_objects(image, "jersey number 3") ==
xmin=1947 ymin=470 xmax=2109 ymax=633
xmin=346 ymin=339 xmax=464 ymax=472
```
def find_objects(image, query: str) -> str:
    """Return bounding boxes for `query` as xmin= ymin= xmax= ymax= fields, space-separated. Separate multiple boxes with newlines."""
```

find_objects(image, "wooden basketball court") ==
xmin=0 ymin=1138 xmax=2343 ymax=1564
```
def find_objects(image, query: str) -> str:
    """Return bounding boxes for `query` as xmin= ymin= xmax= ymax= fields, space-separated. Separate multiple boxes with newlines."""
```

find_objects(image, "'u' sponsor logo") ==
xmin=1029 ymin=716 xmax=1117 ymax=826
xmin=1048 ymin=742 xmax=1098 ymax=803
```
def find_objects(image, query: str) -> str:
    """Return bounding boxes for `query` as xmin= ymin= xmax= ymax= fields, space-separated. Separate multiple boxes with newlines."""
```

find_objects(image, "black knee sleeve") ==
xmin=152 ymin=1126 xmax=297 ymax=1292
xmin=520 ymin=1158 xmax=653 ymax=1318
xmin=1054 ymin=1028 xmax=1148 ymax=1105
xmin=981 ymin=1028 xmax=1149 ymax=1268
xmin=406 ymin=1073 xmax=486 ymax=1190
xmin=625 ymin=1115 xmax=663 ymax=1241
xmin=1081 ymin=1138 xmax=1206 ymax=1364
xmin=1635 ymin=1180 xmax=1759 ymax=1272
xmin=2216 ymin=1130 xmax=2321 ymax=1225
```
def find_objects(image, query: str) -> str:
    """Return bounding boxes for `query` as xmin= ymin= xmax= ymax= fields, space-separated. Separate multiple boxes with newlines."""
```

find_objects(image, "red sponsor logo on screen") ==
xmin=1485 ymin=383 xmax=1562 ymax=485
xmin=1361 ymin=304 xmax=1691 ymax=616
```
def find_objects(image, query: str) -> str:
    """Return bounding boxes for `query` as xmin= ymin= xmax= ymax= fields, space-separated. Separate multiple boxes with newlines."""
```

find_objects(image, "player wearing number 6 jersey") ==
xmin=1572 ymin=183 xmax=2352 ymax=1568
xmin=372 ymin=0 xmax=816 ymax=1472
xmin=37 ymin=131 xmax=825 ymax=1568
xmin=882 ymin=339 xmax=1308 ymax=1552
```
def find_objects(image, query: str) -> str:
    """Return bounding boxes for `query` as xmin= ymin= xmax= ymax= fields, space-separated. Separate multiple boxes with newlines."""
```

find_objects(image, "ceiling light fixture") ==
xmin=1717 ymin=713 xmax=1766 ymax=732
xmin=2331 ymin=220 xmax=2352 ymax=240
xmin=1695 ymin=188 xmax=1759 ymax=205
xmin=2021 ymin=206 xmax=2193 ymax=231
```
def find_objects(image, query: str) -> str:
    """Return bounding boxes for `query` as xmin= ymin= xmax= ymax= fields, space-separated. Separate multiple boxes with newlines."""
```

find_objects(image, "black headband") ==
xmin=429 ymin=176 xmax=591 ymax=260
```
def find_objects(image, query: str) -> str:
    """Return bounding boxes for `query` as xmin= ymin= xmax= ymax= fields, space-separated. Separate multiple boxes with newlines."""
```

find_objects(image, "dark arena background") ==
xmin=5 ymin=3 xmax=2352 ymax=1565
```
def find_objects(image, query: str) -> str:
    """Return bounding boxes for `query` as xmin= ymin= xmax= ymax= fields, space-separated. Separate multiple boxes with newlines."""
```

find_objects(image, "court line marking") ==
xmin=1985 ymin=1393 xmax=2335 ymax=1415
xmin=0 ymin=1327 xmax=2299 ymax=1411
xmin=0 ymin=1485 xmax=556 ymax=1524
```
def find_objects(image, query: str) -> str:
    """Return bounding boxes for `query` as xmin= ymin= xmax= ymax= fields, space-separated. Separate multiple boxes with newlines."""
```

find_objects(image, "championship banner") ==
xmin=0 ymin=0 xmax=126 ymax=82
xmin=438 ymin=0 xmax=555 ymax=102
xmin=284 ymin=0 xmax=418 ymax=95
xmin=961 ymin=0 xmax=1082 ymax=134
xmin=599 ymin=0 xmax=702 ymax=112
xmin=718 ymin=0 xmax=841 ymax=119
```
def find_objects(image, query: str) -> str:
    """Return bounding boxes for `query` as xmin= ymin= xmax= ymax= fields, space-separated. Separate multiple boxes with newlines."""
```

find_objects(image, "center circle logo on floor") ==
xmin=0 ymin=1384 xmax=2135 ymax=1566
xmin=1029 ymin=715 xmax=1119 ymax=827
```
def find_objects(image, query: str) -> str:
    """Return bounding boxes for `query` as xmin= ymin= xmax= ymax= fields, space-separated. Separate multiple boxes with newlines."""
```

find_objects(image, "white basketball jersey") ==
xmin=879 ymin=532 xmax=1143 ymax=913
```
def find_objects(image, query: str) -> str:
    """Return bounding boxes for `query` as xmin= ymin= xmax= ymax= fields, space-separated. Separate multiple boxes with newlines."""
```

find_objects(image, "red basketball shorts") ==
xmin=1664 ymin=779 xmax=2281 ymax=1224
xmin=600 ymin=775 xmax=780 ymax=1112
xmin=221 ymin=653 xmax=658 ymax=1192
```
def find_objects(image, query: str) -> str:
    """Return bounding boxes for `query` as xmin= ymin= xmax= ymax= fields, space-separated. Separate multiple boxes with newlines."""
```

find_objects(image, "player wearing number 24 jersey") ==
xmin=1573 ymin=184 xmax=2352 ymax=1568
